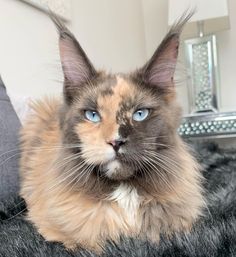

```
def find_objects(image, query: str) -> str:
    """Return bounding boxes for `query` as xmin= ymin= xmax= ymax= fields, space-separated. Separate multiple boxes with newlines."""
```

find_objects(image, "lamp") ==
xmin=168 ymin=0 xmax=230 ymax=113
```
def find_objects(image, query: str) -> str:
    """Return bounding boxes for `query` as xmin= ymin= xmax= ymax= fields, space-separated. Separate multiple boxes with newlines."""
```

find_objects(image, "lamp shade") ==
xmin=168 ymin=0 xmax=230 ymax=37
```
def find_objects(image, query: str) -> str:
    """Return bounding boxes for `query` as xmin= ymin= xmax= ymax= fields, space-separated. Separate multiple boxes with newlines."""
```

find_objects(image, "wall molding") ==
xmin=19 ymin=0 xmax=71 ymax=20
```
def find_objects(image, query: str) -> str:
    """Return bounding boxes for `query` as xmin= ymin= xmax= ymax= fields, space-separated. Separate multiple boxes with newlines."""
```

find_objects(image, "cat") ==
xmin=19 ymin=12 xmax=204 ymax=253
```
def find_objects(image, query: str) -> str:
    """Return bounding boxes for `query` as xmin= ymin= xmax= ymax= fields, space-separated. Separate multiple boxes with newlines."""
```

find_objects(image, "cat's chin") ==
xmin=102 ymin=160 xmax=134 ymax=181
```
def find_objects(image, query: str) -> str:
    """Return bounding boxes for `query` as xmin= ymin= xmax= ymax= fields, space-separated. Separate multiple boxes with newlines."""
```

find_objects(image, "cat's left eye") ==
xmin=132 ymin=108 xmax=149 ymax=122
xmin=84 ymin=110 xmax=101 ymax=123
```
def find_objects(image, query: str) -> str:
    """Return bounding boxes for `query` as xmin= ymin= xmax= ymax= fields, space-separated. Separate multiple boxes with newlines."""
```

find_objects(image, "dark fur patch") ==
xmin=100 ymin=76 xmax=117 ymax=96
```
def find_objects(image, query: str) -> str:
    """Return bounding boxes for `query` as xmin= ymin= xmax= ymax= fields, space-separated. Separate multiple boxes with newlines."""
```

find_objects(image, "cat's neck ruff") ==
xmin=109 ymin=183 xmax=141 ymax=226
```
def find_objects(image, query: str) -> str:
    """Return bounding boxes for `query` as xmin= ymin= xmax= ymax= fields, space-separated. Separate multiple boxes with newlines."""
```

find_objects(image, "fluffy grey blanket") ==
xmin=1 ymin=143 xmax=236 ymax=257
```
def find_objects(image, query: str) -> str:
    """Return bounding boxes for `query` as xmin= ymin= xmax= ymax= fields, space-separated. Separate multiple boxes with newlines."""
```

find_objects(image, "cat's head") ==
xmin=52 ymin=13 xmax=190 ymax=182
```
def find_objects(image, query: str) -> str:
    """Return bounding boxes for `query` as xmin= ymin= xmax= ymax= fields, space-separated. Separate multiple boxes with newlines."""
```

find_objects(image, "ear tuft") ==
xmin=140 ymin=11 xmax=194 ymax=87
xmin=49 ymin=10 xmax=70 ymax=38
xmin=50 ymin=12 xmax=97 ymax=104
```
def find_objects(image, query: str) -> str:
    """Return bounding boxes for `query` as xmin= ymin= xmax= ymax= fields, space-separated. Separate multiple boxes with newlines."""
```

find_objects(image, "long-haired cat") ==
xmin=20 ymin=12 xmax=204 ymax=253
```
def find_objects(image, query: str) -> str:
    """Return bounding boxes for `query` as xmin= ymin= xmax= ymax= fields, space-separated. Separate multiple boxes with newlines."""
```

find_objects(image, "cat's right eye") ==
xmin=84 ymin=110 xmax=101 ymax=123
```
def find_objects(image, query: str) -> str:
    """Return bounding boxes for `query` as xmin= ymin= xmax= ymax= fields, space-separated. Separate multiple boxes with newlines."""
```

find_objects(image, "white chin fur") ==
xmin=105 ymin=160 xmax=121 ymax=178
xmin=105 ymin=147 xmax=116 ymax=161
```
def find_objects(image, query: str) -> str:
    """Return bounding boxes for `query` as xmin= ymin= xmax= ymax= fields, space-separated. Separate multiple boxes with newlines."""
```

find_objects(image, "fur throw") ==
xmin=1 ymin=143 xmax=236 ymax=257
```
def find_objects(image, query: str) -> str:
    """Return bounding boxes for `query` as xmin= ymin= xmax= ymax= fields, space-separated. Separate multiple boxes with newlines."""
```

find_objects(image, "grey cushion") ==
xmin=0 ymin=76 xmax=21 ymax=200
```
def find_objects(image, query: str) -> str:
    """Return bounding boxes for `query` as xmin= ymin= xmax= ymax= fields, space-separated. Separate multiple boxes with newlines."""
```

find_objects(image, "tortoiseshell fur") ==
xmin=20 ymin=12 xmax=204 ymax=253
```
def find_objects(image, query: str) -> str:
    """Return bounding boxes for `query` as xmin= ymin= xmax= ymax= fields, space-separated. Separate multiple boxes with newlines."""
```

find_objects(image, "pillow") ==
xmin=0 ymin=76 xmax=21 ymax=200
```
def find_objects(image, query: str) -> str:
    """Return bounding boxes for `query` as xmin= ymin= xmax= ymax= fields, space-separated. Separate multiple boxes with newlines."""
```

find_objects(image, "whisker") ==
xmin=140 ymin=155 xmax=175 ymax=191
xmin=69 ymin=163 xmax=95 ymax=192
xmin=3 ymin=208 xmax=27 ymax=222
xmin=146 ymin=150 xmax=183 ymax=168
xmin=54 ymin=161 xmax=94 ymax=196
xmin=0 ymin=144 xmax=83 ymax=167
xmin=45 ymin=157 xmax=87 ymax=193
xmin=143 ymin=152 xmax=188 ymax=185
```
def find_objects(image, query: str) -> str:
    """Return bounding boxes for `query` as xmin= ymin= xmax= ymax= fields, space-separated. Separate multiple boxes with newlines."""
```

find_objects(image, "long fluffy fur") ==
xmin=1 ymin=143 xmax=236 ymax=256
xmin=18 ymin=12 xmax=205 ymax=252
xmin=19 ymin=95 xmax=204 ymax=252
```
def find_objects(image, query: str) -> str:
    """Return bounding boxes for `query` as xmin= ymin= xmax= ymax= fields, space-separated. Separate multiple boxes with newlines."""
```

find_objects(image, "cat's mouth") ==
xmin=97 ymin=158 xmax=135 ymax=181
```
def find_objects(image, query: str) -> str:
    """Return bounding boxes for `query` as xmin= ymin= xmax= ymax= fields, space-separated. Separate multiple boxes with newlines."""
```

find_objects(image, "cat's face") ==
xmin=64 ymin=74 xmax=181 ymax=180
xmin=53 ymin=15 xmax=187 ymax=182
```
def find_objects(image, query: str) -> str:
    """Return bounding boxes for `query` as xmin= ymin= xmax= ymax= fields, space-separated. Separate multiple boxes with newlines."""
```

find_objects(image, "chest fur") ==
xmin=32 ymin=183 xmax=142 ymax=248
xmin=109 ymin=183 xmax=141 ymax=226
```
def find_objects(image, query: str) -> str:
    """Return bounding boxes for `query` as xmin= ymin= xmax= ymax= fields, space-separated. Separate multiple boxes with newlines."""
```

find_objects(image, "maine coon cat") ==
xmin=20 ymin=12 xmax=204 ymax=253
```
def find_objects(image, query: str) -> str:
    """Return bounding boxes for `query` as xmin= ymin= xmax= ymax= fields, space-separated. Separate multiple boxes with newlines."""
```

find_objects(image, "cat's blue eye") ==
xmin=132 ymin=108 xmax=149 ymax=122
xmin=84 ymin=110 xmax=101 ymax=123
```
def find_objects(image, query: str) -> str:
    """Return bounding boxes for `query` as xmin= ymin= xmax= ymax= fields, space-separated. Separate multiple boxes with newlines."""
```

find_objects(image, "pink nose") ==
xmin=107 ymin=138 xmax=126 ymax=152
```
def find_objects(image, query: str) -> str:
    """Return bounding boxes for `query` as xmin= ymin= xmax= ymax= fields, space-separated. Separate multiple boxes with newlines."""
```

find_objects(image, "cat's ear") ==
xmin=139 ymin=12 xmax=193 ymax=87
xmin=50 ymin=13 xmax=97 ymax=103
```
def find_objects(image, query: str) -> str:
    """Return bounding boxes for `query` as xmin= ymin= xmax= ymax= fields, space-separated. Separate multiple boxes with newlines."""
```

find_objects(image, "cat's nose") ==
xmin=108 ymin=138 xmax=127 ymax=152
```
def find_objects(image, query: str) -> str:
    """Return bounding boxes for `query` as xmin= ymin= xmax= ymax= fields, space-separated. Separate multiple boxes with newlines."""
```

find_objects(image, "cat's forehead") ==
xmin=77 ymin=74 xmax=157 ymax=120
xmin=97 ymin=76 xmax=136 ymax=114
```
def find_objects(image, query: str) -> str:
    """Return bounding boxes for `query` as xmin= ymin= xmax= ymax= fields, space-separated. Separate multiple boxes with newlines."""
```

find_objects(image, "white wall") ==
xmin=217 ymin=0 xmax=236 ymax=112
xmin=0 ymin=0 xmax=62 ymax=97
xmin=71 ymin=0 xmax=146 ymax=73
xmin=0 ymin=0 xmax=146 ymax=98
